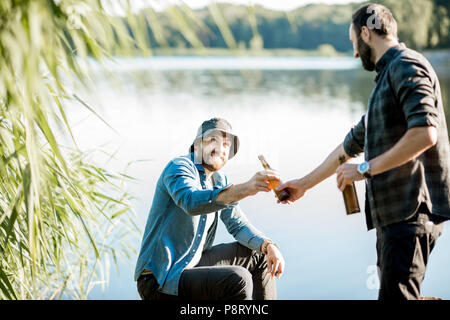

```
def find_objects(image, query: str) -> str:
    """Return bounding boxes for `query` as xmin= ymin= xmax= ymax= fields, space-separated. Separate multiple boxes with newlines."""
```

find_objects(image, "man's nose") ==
xmin=216 ymin=141 xmax=229 ymax=156
xmin=216 ymin=143 xmax=226 ymax=155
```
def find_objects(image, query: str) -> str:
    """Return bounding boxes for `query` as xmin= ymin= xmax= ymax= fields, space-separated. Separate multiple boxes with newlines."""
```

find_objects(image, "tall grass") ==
xmin=0 ymin=0 xmax=257 ymax=299
xmin=0 ymin=0 xmax=164 ymax=300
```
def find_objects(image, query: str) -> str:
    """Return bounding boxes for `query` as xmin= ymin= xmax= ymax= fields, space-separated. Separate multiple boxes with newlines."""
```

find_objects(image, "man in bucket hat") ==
xmin=135 ymin=117 xmax=285 ymax=300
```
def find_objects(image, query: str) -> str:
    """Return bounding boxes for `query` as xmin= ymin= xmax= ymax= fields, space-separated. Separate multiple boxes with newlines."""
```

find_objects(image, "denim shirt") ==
xmin=134 ymin=153 xmax=268 ymax=295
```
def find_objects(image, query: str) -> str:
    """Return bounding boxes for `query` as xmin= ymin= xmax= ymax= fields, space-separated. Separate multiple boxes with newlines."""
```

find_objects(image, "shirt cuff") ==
xmin=247 ymin=235 xmax=267 ymax=253
xmin=209 ymin=183 xmax=233 ymax=207
xmin=407 ymin=113 xmax=439 ymax=129
xmin=343 ymin=130 xmax=363 ymax=158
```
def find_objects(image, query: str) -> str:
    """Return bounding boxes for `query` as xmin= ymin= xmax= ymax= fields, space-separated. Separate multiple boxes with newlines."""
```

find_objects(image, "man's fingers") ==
xmin=256 ymin=182 xmax=271 ymax=192
xmin=336 ymin=171 xmax=344 ymax=191
xmin=264 ymin=175 xmax=280 ymax=182
xmin=257 ymin=186 xmax=271 ymax=192
xmin=272 ymin=260 xmax=280 ymax=279
xmin=263 ymin=169 xmax=278 ymax=176
xmin=277 ymin=261 xmax=284 ymax=279
xmin=337 ymin=170 xmax=350 ymax=191
xmin=258 ymin=170 xmax=279 ymax=179
xmin=278 ymin=199 xmax=292 ymax=205
xmin=267 ymin=257 xmax=276 ymax=279
xmin=338 ymin=178 xmax=347 ymax=192
xmin=267 ymin=258 xmax=273 ymax=275
xmin=336 ymin=167 xmax=342 ymax=180
xmin=338 ymin=181 xmax=344 ymax=192
xmin=275 ymin=182 xmax=291 ymax=192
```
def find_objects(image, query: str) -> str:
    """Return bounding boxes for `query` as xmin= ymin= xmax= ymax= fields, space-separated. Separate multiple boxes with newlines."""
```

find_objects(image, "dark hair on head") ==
xmin=352 ymin=3 xmax=398 ymax=39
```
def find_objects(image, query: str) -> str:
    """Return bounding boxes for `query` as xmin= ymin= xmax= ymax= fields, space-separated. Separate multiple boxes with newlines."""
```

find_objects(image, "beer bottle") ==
xmin=258 ymin=155 xmax=290 ymax=202
xmin=338 ymin=155 xmax=360 ymax=215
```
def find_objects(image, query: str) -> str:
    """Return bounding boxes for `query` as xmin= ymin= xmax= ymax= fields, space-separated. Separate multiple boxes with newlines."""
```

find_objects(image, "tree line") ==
xmin=131 ymin=0 xmax=449 ymax=53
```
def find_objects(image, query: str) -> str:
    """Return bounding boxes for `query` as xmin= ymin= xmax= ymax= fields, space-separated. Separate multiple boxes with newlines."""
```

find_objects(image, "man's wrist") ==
xmin=367 ymin=158 xmax=383 ymax=177
xmin=261 ymin=239 xmax=278 ymax=254
xmin=217 ymin=183 xmax=249 ymax=204
xmin=301 ymin=175 xmax=315 ymax=191
xmin=357 ymin=161 xmax=373 ymax=179
xmin=239 ymin=181 xmax=253 ymax=197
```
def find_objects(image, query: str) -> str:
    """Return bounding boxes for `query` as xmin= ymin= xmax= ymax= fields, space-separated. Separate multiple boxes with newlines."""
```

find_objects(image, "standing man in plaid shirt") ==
xmin=276 ymin=3 xmax=450 ymax=300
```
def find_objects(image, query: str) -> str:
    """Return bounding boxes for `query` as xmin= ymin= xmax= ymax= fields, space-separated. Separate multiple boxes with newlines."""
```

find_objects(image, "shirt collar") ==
xmin=189 ymin=152 xmax=224 ymax=186
xmin=374 ymin=43 xmax=405 ymax=80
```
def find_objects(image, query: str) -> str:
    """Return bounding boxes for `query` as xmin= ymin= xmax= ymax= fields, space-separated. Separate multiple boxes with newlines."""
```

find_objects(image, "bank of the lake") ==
xmin=121 ymin=47 xmax=450 ymax=67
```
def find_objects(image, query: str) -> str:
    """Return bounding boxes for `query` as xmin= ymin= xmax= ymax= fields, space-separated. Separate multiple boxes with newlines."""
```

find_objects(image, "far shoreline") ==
xmin=125 ymin=47 xmax=450 ymax=66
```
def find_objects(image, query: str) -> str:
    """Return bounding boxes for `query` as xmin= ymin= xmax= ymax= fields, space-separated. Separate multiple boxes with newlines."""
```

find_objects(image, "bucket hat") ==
xmin=189 ymin=118 xmax=240 ymax=159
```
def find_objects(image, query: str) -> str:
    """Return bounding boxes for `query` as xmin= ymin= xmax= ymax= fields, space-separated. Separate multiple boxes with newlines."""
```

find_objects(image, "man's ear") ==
xmin=360 ymin=26 xmax=371 ymax=43
xmin=193 ymin=139 xmax=204 ymax=164
xmin=194 ymin=139 xmax=202 ymax=153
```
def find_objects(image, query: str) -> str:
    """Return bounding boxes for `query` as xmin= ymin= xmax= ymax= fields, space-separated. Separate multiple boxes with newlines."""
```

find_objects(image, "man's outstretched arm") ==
xmin=216 ymin=169 xmax=280 ymax=204
xmin=165 ymin=159 xmax=280 ymax=216
xmin=275 ymin=143 xmax=350 ymax=203
xmin=276 ymin=113 xmax=366 ymax=204
xmin=277 ymin=126 xmax=437 ymax=202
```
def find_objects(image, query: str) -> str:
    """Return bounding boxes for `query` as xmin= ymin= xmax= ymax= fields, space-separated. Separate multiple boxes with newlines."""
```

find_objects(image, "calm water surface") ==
xmin=68 ymin=56 xmax=450 ymax=300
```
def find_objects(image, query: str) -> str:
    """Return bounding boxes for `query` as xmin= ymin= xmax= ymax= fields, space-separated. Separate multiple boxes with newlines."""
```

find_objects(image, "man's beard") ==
xmin=202 ymin=161 xmax=222 ymax=172
xmin=202 ymin=152 xmax=226 ymax=172
xmin=357 ymin=35 xmax=376 ymax=71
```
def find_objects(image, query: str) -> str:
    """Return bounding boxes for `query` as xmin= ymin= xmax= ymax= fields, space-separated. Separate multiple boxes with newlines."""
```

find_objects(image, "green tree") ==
xmin=0 ymin=0 xmax=220 ymax=299
xmin=0 ymin=0 xmax=148 ymax=300
xmin=134 ymin=2 xmax=450 ymax=52
xmin=379 ymin=0 xmax=434 ymax=49
xmin=0 ymin=0 xmax=254 ymax=300
xmin=428 ymin=0 xmax=450 ymax=48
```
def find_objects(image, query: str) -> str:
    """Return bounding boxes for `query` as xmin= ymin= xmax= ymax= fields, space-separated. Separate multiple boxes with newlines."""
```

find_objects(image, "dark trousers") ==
xmin=376 ymin=210 xmax=444 ymax=300
xmin=137 ymin=242 xmax=276 ymax=300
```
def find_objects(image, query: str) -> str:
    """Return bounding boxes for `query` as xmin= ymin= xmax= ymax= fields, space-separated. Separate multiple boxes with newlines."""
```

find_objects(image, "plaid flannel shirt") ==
xmin=343 ymin=44 xmax=450 ymax=230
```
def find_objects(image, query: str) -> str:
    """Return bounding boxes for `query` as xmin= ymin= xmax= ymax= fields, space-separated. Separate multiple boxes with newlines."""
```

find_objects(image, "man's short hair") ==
xmin=352 ymin=3 xmax=398 ymax=39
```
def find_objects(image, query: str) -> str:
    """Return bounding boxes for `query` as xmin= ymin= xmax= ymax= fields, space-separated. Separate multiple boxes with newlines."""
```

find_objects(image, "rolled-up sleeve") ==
xmin=163 ymin=158 xmax=231 ymax=216
xmin=343 ymin=114 xmax=366 ymax=158
xmin=220 ymin=204 xmax=268 ymax=252
xmin=392 ymin=58 xmax=439 ymax=129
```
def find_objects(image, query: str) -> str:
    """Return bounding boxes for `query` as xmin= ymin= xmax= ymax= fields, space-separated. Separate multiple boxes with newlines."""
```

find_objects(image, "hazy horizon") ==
xmin=104 ymin=0 xmax=365 ymax=15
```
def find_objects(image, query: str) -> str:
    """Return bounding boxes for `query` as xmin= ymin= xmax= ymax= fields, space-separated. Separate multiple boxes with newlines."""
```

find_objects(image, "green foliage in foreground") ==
xmin=0 ymin=0 xmax=147 ymax=299
xmin=0 ymin=0 xmax=265 ymax=300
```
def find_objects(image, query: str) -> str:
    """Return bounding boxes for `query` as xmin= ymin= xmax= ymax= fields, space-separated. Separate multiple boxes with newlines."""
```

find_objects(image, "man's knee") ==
xmin=379 ymin=275 xmax=422 ymax=300
xmin=225 ymin=266 xmax=253 ymax=300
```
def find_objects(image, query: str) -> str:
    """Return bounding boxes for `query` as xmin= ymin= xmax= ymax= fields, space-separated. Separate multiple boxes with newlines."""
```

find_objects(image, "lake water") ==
xmin=67 ymin=56 xmax=450 ymax=300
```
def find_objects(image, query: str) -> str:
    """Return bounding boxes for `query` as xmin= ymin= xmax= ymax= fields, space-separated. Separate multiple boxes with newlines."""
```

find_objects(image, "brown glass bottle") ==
xmin=258 ymin=155 xmax=290 ymax=202
xmin=338 ymin=155 xmax=361 ymax=215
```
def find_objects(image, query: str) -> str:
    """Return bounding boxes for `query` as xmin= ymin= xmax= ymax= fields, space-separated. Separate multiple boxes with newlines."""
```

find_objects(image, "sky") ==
xmin=163 ymin=0 xmax=362 ymax=11
xmin=106 ymin=0 xmax=364 ymax=14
